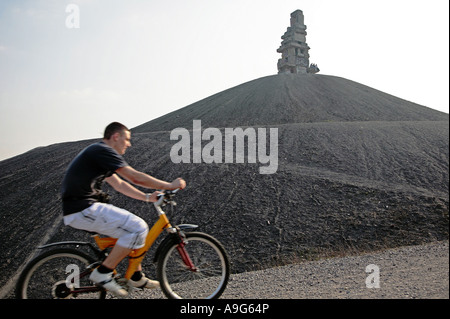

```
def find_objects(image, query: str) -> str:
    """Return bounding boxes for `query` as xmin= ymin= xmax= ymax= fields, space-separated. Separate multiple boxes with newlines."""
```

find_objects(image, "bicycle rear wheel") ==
xmin=16 ymin=248 xmax=106 ymax=299
xmin=157 ymin=232 xmax=230 ymax=299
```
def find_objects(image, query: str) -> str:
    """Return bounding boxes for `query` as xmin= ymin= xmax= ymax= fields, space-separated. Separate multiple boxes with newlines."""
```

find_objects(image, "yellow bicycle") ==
xmin=16 ymin=189 xmax=230 ymax=299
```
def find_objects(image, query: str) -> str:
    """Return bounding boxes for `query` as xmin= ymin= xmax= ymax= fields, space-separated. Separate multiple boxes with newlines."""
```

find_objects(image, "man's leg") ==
xmin=65 ymin=203 xmax=155 ymax=294
xmin=102 ymin=245 xmax=132 ymax=270
xmin=100 ymin=245 xmax=158 ymax=289
xmin=88 ymin=205 xmax=159 ymax=290
xmin=70 ymin=203 xmax=149 ymax=296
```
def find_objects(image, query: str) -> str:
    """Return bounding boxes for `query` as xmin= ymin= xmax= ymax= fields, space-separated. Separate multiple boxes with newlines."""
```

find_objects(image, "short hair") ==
xmin=103 ymin=122 xmax=129 ymax=139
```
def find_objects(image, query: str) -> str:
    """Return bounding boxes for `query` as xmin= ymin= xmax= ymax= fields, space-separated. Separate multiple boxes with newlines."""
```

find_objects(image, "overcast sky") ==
xmin=0 ymin=0 xmax=448 ymax=161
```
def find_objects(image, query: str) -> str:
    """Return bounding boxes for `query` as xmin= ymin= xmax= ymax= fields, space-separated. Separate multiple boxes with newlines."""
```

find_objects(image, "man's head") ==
xmin=103 ymin=122 xmax=131 ymax=155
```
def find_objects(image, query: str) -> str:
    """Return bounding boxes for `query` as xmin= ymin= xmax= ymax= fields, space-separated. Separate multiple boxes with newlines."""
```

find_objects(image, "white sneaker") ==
xmin=89 ymin=268 xmax=128 ymax=297
xmin=128 ymin=273 xmax=160 ymax=289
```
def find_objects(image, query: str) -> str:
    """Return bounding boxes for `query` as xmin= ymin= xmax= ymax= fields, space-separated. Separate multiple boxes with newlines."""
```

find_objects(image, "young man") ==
xmin=61 ymin=122 xmax=186 ymax=297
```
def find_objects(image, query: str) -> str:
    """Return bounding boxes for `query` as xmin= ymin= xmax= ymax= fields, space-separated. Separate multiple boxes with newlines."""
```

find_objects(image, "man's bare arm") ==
xmin=105 ymin=173 xmax=160 ymax=202
xmin=115 ymin=166 xmax=186 ymax=190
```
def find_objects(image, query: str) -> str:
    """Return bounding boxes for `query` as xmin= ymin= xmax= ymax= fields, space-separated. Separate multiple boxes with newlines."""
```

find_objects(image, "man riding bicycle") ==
xmin=61 ymin=122 xmax=186 ymax=297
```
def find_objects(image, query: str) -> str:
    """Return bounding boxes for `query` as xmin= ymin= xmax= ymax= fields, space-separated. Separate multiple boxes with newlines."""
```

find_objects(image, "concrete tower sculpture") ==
xmin=277 ymin=10 xmax=319 ymax=74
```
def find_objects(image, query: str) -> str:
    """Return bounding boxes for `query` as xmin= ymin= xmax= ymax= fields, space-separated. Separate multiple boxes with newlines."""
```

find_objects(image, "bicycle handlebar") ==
xmin=155 ymin=188 xmax=180 ymax=207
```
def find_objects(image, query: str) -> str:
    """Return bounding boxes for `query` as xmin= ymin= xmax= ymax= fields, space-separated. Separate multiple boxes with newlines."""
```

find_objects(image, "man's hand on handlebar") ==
xmin=144 ymin=178 xmax=185 ymax=204
xmin=146 ymin=191 xmax=164 ymax=203
xmin=169 ymin=178 xmax=186 ymax=190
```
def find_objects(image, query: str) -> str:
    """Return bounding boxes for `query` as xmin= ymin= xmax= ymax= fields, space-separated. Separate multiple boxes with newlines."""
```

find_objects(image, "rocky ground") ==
xmin=222 ymin=240 xmax=449 ymax=299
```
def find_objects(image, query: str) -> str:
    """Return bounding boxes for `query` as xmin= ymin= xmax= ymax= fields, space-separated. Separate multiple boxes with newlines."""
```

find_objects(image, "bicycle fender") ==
xmin=178 ymin=224 xmax=199 ymax=232
xmin=38 ymin=241 xmax=105 ymax=260
xmin=38 ymin=241 xmax=93 ymax=249
xmin=153 ymin=233 xmax=179 ymax=263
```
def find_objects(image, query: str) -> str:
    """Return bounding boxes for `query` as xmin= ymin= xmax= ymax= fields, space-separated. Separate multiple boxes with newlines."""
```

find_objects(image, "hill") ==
xmin=133 ymin=74 xmax=446 ymax=132
xmin=0 ymin=73 xmax=448 ymax=297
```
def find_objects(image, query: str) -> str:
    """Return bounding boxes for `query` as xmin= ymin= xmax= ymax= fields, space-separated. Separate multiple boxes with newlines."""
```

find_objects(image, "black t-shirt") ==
xmin=61 ymin=141 xmax=128 ymax=216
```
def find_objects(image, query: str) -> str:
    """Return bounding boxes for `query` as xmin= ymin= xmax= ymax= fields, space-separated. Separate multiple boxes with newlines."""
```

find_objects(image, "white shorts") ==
xmin=64 ymin=203 xmax=149 ymax=250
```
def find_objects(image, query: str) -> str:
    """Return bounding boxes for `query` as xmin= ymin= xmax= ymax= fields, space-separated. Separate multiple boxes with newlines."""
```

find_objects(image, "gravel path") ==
xmin=139 ymin=241 xmax=448 ymax=299
xmin=222 ymin=241 xmax=448 ymax=299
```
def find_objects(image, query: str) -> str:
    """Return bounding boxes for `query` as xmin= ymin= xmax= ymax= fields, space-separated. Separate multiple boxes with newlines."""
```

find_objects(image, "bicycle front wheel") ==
xmin=16 ymin=248 xmax=106 ymax=299
xmin=157 ymin=232 xmax=230 ymax=299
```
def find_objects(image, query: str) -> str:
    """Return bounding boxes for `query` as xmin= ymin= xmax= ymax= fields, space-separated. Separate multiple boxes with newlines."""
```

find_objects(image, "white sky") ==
xmin=0 ymin=0 xmax=448 ymax=161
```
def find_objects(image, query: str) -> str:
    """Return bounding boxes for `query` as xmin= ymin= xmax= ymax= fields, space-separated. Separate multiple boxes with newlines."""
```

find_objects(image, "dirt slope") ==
xmin=133 ymin=74 xmax=447 ymax=132
xmin=0 ymin=74 xmax=448 ymax=296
